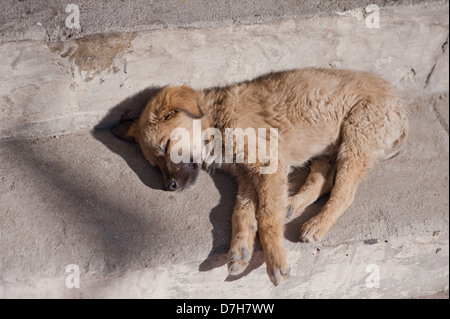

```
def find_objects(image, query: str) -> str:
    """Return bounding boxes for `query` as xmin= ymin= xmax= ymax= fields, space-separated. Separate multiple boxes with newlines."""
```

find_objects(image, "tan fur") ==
xmin=114 ymin=68 xmax=408 ymax=286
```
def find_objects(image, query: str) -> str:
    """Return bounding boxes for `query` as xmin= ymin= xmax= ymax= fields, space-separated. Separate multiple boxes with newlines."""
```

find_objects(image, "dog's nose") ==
xmin=167 ymin=179 xmax=178 ymax=191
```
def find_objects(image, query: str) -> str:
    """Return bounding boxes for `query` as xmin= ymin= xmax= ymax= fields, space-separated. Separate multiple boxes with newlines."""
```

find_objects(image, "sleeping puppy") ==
xmin=113 ymin=68 xmax=408 ymax=286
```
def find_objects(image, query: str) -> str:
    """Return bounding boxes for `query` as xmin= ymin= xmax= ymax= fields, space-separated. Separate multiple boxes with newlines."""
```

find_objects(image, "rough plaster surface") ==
xmin=0 ymin=94 xmax=448 ymax=298
xmin=0 ymin=3 xmax=449 ymax=139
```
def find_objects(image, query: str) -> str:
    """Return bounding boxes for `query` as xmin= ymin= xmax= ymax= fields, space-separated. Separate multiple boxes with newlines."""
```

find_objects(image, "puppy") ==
xmin=113 ymin=68 xmax=408 ymax=285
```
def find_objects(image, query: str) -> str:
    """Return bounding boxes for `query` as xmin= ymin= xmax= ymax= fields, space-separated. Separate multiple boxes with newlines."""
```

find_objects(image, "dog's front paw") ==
xmin=266 ymin=258 xmax=290 ymax=286
xmin=300 ymin=214 xmax=328 ymax=243
xmin=227 ymin=240 xmax=252 ymax=276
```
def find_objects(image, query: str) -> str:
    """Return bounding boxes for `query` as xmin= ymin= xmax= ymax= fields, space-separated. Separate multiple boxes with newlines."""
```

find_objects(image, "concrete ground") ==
xmin=0 ymin=0 xmax=449 ymax=298
xmin=0 ymin=93 xmax=448 ymax=298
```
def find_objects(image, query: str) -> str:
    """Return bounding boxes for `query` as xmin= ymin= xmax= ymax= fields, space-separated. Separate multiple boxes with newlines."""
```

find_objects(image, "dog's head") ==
xmin=113 ymin=86 xmax=204 ymax=192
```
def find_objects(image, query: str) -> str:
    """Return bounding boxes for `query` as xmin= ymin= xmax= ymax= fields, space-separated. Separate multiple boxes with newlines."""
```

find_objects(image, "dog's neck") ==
xmin=195 ymin=89 xmax=230 ymax=132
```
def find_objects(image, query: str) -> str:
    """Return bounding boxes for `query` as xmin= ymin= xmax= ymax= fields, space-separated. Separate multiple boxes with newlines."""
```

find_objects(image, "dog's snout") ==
xmin=167 ymin=178 xmax=178 ymax=191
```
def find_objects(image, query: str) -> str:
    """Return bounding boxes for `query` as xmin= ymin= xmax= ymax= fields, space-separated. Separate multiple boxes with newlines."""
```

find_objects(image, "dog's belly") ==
xmin=280 ymin=122 xmax=340 ymax=167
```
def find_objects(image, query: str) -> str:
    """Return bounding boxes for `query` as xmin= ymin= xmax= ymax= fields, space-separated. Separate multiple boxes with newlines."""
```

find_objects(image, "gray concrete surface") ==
xmin=0 ymin=0 xmax=449 ymax=298
xmin=0 ymin=93 xmax=448 ymax=298
xmin=0 ymin=0 xmax=447 ymax=43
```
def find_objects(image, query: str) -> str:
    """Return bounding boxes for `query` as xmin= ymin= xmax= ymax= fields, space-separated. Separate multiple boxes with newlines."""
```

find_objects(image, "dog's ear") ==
xmin=112 ymin=119 xmax=138 ymax=142
xmin=163 ymin=86 xmax=204 ymax=119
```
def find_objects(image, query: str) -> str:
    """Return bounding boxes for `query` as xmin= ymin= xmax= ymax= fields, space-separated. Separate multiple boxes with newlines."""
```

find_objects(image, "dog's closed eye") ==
xmin=158 ymin=140 xmax=170 ymax=155
xmin=164 ymin=140 xmax=170 ymax=154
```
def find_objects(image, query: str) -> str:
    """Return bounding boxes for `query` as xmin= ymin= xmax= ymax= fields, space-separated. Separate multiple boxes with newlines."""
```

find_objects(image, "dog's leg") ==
xmin=299 ymin=154 xmax=371 ymax=243
xmin=298 ymin=95 xmax=406 ymax=243
xmin=254 ymin=167 xmax=291 ymax=285
xmin=299 ymin=114 xmax=378 ymax=243
xmin=228 ymin=175 xmax=258 ymax=276
xmin=287 ymin=157 xmax=336 ymax=221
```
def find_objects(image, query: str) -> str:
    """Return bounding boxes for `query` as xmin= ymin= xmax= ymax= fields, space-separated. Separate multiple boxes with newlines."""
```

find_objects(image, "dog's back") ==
xmin=201 ymin=68 xmax=408 ymax=167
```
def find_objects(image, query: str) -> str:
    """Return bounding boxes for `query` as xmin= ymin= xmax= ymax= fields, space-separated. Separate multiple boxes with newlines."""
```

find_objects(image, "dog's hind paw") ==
xmin=299 ymin=215 xmax=328 ymax=243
